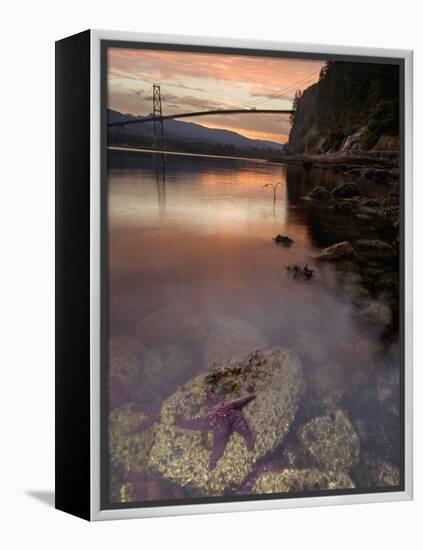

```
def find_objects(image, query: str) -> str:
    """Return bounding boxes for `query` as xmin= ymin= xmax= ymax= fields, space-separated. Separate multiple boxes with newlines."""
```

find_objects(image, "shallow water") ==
xmin=107 ymin=148 xmax=401 ymax=500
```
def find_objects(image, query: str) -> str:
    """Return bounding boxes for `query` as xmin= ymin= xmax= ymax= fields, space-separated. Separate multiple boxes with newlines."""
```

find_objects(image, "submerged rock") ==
xmin=148 ymin=347 xmax=305 ymax=496
xmin=252 ymin=467 xmax=354 ymax=494
xmin=203 ymin=316 xmax=267 ymax=368
xmin=135 ymin=303 xmax=211 ymax=348
xmin=306 ymin=186 xmax=331 ymax=201
xmin=109 ymin=403 xmax=157 ymax=475
xmin=143 ymin=345 xmax=193 ymax=386
xmin=109 ymin=336 xmax=142 ymax=387
xmin=315 ymin=241 xmax=355 ymax=261
xmin=352 ymin=451 xmax=400 ymax=488
xmin=332 ymin=183 xmax=361 ymax=199
xmin=297 ymin=410 xmax=360 ymax=472
xmin=293 ymin=329 xmax=327 ymax=364
xmin=354 ymin=299 xmax=392 ymax=329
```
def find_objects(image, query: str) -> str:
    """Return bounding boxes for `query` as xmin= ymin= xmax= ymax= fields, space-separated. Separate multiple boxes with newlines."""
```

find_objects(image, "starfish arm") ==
xmin=233 ymin=414 xmax=255 ymax=451
xmin=231 ymin=394 xmax=256 ymax=410
xmin=176 ymin=415 xmax=211 ymax=431
xmin=209 ymin=424 xmax=231 ymax=470
xmin=206 ymin=391 xmax=222 ymax=410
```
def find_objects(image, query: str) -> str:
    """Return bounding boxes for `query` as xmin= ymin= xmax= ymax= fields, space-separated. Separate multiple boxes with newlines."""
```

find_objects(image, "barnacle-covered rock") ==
xmin=109 ymin=403 xmax=157 ymax=474
xmin=148 ymin=347 xmax=305 ymax=496
xmin=298 ymin=409 xmax=360 ymax=472
xmin=252 ymin=467 xmax=355 ymax=494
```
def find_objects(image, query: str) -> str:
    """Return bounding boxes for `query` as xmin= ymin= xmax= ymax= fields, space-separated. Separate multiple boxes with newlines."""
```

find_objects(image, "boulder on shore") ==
xmin=148 ymin=347 xmax=306 ymax=496
xmin=315 ymin=241 xmax=355 ymax=261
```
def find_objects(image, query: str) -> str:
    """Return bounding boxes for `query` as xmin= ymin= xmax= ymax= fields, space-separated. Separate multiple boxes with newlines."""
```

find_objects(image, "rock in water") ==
xmin=354 ymin=299 xmax=392 ymax=329
xmin=355 ymin=239 xmax=393 ymax=251
xmin=298 ymin=410 xmax=360 ymax=472
xmin=252 ymin=467 xmax=354 ymax=494
xmin=135 ymin=303 xmax=211 ymax=348
xmin=143 ymin=345 xmax=193 ymax=386
xmin=274 ymin=234 xmax=294 ymax=245
xmin=352 ymin=451 xmax=400 ymax=488
xmin=203 ymin=316 xmax=267 ymax=367
xmin=148 ymin=347 xmax=305 ymax=496
xmin=306 ymin=186 xmax=331 ymax=201
xmin=109 ymin=403 xmax=157 ymax=474
xmin=315 ymin=241 xmax=355 ymax=261
xmin=332 ymin=183 xmax=361 ymax=199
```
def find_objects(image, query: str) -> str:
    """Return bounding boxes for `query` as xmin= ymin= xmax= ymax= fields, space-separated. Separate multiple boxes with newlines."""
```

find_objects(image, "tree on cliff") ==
xmin=287 ymin=60 xmax=400 ymax=153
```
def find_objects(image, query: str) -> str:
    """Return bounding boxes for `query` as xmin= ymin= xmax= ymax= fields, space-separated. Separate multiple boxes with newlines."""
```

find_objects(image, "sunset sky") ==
xmin=107 ymin=48 xmax=325 ymax=144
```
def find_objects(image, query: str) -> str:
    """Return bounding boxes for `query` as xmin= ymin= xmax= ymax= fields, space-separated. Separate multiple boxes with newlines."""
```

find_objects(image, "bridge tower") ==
xmin=152 ymin=84 xmax=165 ymax=150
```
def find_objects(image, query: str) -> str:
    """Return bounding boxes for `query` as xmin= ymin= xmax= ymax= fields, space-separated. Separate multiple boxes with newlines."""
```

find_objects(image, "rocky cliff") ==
xmin=286 ymin=61 xmax=400 ymax=155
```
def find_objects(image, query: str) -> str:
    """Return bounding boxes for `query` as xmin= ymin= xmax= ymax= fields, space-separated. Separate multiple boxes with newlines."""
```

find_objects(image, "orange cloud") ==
xmin=107 ymin=47 xmax=325 ymax=143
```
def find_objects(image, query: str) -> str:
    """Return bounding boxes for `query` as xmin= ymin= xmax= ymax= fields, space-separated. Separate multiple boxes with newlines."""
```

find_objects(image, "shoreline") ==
xmin=272 ymin=152 xmax=399 ymax=170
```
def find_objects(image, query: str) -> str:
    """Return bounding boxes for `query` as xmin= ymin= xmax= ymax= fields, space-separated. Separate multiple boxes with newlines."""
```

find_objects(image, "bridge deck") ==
xmin=108 ymin=108 xmax=294 ymax=127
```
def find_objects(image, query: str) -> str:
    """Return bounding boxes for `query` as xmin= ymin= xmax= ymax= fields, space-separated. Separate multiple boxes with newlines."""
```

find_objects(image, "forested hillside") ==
xmin=287 ymin=61 xmax=400 ymax=154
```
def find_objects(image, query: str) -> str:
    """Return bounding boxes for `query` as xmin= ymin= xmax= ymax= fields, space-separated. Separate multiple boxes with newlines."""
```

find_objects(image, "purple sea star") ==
xmin=176 ymin=391 xmax=256 ymax=470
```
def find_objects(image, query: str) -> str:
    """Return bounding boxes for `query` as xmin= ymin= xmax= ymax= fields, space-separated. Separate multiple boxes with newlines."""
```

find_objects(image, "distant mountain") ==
xmin=107 ymin=109 xmax=282 ymax=152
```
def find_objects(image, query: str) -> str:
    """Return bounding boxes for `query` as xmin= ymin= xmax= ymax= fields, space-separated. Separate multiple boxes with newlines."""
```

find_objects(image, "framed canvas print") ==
xmin=55 ymin=29 xmax=413 ymax=521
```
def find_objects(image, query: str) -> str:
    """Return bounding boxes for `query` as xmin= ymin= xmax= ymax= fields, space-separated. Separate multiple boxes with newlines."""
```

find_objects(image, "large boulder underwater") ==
xmin=148 ymin=347 xmax=306 ymax=496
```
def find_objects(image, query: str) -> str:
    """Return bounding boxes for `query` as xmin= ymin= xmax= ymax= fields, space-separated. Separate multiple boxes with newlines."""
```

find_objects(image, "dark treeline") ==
xmin=108 ymin=133 xmax=280 ymax=160
xmin=288 ymin=61 xmax=400 ymax=154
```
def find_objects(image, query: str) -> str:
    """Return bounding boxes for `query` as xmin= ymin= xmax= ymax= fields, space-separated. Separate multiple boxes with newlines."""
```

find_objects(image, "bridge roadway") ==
xmin=107 ymin=108 xmax=295 ymax=127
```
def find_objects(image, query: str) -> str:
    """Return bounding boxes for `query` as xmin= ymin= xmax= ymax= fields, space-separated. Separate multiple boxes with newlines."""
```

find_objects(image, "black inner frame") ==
xmin=99 ymin=38 xmax=406 ymax=511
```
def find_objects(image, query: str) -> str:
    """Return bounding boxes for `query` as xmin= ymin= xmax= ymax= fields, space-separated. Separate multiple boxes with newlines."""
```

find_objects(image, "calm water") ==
xmin=108 ymin=148 xmax=401 ymax=476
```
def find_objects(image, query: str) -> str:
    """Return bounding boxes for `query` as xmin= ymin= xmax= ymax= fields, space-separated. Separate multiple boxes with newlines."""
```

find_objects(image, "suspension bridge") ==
xmin=107 ymin=78 xmax=305 ymax=149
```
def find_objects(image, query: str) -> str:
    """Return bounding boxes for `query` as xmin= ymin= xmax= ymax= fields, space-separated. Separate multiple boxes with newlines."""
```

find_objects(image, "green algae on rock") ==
xmin=148 ymin=347 xmax=305 ymax=496
xmin=252 ymin=467 xmax=354 ymax=494
xmin=109 ymin=336 xmax=142 ymax=388
xmin=109 ymin=403 xmax=157 ymax=474
xmin=298 ymin=409 xmax=360 ymax=473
